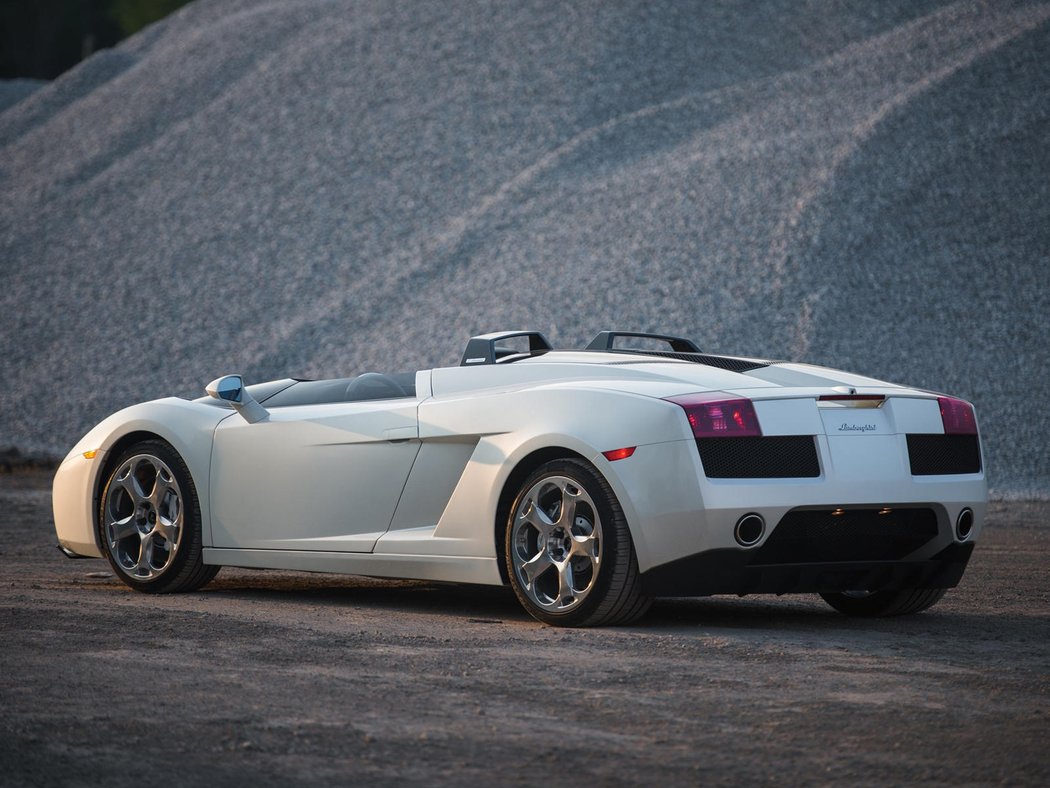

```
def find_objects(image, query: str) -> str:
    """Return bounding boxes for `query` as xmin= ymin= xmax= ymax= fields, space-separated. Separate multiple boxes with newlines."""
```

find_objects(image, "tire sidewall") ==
xmin=504 ymin=458 xmax=627 ymax=626
xmin=97 ymin=439 xmax=202 ymax=593
xmin=820 ymin=588 xmax=946 ymax=617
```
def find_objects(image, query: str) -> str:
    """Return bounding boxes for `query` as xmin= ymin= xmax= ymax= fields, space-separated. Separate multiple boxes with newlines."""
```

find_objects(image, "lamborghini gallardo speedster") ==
xmin=53 ymin=330 xmax=986 ymax=626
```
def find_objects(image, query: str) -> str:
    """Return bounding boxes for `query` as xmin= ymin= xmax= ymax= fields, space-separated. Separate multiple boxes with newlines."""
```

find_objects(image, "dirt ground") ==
xmin=1 ymin=470 xmax=1047 ymax=786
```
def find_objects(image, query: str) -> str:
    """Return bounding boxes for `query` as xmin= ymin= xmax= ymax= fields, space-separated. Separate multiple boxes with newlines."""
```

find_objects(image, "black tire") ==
xmin=820 ymin=588 xmax=947 ymax=617
xmin=504 ymin=458 xmax=651 ymax=627
xmin=97 ymin=439 xmax=219 ymax=594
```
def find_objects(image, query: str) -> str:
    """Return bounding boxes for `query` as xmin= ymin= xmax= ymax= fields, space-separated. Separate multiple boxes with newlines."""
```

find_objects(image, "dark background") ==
xmin=0 ymin=0 xmax=190 ymax=79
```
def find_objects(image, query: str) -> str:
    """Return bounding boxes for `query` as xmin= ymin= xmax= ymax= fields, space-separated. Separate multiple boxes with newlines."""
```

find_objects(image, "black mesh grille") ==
xmin=608 ymin=349 xmax=770 ymax=372
xmin=696 ymin=436 xmax=820 ymax=478
xmin=907 ymin=434 xmax=981 ymax=475
xmin=760 ymin=508 xmax=940 ymax=563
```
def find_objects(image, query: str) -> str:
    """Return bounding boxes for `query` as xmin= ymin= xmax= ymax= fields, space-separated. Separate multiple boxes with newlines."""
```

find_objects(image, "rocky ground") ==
xmin=1 ymin=470 xmax=1046 ymax=786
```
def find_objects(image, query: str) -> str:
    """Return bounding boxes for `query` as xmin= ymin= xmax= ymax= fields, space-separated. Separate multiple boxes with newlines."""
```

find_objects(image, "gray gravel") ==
xmin=1 ymin=470 xmax=1048 ymax=785
xmin=1 ymin=0 xmax=1048 ymax=496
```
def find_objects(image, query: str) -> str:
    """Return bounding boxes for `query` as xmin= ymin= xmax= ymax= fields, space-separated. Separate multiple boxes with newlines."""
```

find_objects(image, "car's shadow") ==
xmin=189 ymin=571 xmax=1018 ymax=638
xmin=202 ymin=572 xmax=530 ymax=622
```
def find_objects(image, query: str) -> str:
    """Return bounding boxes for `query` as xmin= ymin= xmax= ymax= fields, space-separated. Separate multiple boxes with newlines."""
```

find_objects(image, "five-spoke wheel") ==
xmin=506 ymin=459 xmax=650 ymax=626
xmin=511 ymin=474 xmax=603 ymax=613
xmin=98 ymin=439 xmax=218 ymax=593
xmin=103 ymin=453 xmax=184 ymax=580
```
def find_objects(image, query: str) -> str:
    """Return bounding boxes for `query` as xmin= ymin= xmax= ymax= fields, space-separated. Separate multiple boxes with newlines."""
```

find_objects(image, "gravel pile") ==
xmin=0 ymin=79 xmax=43 ymax=114
xmin=1 ymin=0 xmax=1047 ymax=496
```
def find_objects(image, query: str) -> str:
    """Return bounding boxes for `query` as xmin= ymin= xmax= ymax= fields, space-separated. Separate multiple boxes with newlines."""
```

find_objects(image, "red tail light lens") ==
xmin=938 ymin=397 xmax=977 ymax=435
xmin=665 ymin=393 xmax=762 ymax=438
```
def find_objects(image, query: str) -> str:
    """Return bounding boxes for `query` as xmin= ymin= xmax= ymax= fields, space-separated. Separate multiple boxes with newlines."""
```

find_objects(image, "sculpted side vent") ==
xmin=696 ymin=436 xmax=820 ymax=478
xmin=907 ymin=434 xmax=981 ymax=475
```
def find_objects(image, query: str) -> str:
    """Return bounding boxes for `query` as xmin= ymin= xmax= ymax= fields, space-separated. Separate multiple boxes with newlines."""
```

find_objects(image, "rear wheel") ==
xmin=820 ymin=588 xmax=946 ymax=617
xmin=505 ymin=458 xmax=651 ymax=627
xmin=98 ymin=439 xmax=218 ymax=593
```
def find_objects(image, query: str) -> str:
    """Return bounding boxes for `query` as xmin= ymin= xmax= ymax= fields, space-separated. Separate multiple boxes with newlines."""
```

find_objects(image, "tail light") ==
xmin=938 ymin=397 xmax=977 ymax=435
xmin=665 ymin=393 xmax=762 ymax=438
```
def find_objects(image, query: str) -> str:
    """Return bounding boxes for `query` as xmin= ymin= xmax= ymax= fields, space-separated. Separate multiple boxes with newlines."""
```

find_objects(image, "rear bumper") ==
xmin=600 ymin=436 xmax=987 ymax=574
xmin=641 ymin=542 xmax=974 ymax=597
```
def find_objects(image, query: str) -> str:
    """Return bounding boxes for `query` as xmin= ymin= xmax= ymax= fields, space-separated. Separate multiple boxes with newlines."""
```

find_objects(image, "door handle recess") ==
xmin=383 ymin=427 xmax=417 ymax=442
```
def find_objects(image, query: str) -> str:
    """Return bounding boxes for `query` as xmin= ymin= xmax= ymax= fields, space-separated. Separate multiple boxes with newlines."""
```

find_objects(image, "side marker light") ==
xmin=82 ymin=450 xmax=98 ymax=459
xmin=602 ymin=447 xmax=636 ymax=462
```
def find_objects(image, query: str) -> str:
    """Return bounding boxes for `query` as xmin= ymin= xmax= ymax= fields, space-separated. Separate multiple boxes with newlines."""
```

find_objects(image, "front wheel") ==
xmin=820 ymin=588 xmax=947 ymax=617
xmin=98 ymin=439 xmax=219 ymax=593
xmin=505 ymin=458 xmax=651 ymax=627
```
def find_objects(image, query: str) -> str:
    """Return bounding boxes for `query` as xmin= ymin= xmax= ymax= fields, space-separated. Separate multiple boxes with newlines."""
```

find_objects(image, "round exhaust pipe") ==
xmin=734 ymin=513 xmax=765 ymax=547
xmin=956 ymin=508 xmax=974 ymax=541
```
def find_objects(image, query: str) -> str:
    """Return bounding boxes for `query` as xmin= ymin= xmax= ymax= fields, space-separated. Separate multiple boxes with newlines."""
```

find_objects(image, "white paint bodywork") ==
xmin=53 ymin=351 xmax=987 ymax=586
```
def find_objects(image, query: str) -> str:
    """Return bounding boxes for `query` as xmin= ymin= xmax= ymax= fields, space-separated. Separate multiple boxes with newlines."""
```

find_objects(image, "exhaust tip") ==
xmin=956 ymin=508 xmax=974 ymax=541
xmin=734 ymin=513 xmax=765 ymax=547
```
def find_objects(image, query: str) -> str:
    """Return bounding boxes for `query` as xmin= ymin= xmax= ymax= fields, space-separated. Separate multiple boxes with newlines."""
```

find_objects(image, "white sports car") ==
xmin=53 ymin=330 xmax=986 ymax=626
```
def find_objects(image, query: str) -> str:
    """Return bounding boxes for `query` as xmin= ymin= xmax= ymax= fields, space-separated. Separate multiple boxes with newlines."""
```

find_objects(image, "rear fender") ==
xmin=421 ymin=386 xmax=690 ymax=565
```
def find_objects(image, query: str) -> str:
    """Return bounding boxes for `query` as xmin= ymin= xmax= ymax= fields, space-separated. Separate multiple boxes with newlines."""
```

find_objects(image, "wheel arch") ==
xmin=92 ymin=427 xmax=220 ymax=593
xmin=492 ymin=446 xmax=590 ymax=584
xmin=80 ymin=399 xmax=226 ymax=552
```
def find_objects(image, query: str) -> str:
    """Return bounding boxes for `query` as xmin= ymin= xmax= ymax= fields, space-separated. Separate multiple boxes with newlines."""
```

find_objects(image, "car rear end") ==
xmin=611 ymin=386 xmax=986 ymax=599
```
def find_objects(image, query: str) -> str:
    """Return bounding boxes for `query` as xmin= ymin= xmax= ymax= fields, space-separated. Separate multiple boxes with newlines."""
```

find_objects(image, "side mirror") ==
xmin=206 ymin=374 xmax=244 ymax=403
xmin=205 ymin=375 xmax=269 ymax=424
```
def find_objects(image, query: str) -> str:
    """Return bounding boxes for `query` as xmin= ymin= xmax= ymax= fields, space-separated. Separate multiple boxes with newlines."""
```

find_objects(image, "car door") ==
xmin=209 ymin=396 xmax=420 ymax=552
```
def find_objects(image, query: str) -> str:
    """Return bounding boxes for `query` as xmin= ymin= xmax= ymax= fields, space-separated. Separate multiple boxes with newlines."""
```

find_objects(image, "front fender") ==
xmin=53 ymin=398 xmax=231 ymax=557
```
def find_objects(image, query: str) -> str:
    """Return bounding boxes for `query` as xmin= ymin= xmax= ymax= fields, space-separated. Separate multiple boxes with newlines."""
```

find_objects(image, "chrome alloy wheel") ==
xmin=510 ymin=475 xmax=602 ymax=613
xmin=103 ymin=454 xmax=184 ymax=580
